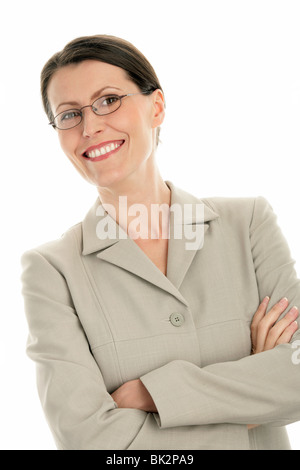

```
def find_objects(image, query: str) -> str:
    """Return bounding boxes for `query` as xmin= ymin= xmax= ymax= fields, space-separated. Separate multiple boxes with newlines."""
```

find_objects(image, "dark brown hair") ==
xmin=41 ymin=34 xmax=164 ymax=146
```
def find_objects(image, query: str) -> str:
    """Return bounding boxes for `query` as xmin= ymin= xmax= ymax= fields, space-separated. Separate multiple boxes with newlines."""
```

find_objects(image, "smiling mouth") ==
xmin=82 ymin=140 xmax=125 ymax=161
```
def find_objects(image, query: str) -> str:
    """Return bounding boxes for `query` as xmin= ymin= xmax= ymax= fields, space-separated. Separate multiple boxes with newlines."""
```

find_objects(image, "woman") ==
xmin=21 ymin=35 xmax=300 ymax=450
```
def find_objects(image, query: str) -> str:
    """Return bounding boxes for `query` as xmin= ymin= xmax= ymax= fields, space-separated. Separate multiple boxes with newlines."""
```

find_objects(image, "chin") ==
xmin=87 ymin=169 xmax=130 ymax=190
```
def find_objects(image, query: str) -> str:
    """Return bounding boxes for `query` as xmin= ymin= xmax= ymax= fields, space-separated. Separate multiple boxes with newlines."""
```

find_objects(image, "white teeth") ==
xmin=86 ymin=141 xmax=122 ymax=158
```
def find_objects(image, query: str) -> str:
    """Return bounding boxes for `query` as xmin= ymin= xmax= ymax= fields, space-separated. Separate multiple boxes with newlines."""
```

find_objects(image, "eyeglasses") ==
xmin=49 ymin=92 xmax=149 ymax=130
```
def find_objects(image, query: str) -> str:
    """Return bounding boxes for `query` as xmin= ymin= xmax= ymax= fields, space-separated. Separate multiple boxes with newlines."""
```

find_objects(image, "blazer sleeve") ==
xmin=140 ymin=196 xmax=300 ymax=429
xmin=21 ymin=249 xmax=147 ymax=450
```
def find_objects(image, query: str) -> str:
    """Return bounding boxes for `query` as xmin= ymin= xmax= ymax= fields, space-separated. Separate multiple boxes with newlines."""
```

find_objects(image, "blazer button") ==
xmin=169 ymin=312 xmax=185 ymax=327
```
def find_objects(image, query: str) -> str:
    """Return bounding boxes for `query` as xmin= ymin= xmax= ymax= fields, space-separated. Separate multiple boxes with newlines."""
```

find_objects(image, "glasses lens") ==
xmin=55 ymin=110 xmax=82 ymax=130
xmin=93 ymin=95 xmax=121 ymax=115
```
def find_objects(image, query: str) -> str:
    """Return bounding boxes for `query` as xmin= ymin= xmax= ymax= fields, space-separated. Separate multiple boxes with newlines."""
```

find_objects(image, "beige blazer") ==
xmin=21 ymin=181 xmax=300 ymax=450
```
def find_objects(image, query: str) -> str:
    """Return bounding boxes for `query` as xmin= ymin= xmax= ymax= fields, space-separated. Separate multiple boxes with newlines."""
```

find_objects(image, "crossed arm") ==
xmin=21 ymin=197 xmax=300 ymax=448
xmin=111 ymin=296 xmax=299 ymax=421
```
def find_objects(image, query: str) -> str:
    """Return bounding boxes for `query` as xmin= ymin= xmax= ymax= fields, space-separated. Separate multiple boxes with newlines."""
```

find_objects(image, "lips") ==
xmin=82 ymin=140 xmax=125 ymax=159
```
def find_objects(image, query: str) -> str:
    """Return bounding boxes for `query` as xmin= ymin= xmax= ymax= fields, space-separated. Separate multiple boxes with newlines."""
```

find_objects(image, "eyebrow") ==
xmin=55 ymin=86 xmax=123 ymax=113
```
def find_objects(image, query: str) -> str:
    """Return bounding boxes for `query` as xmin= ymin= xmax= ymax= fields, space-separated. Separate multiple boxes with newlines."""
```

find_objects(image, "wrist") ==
xmin=136 ymin=379 xmax=157 ymax=413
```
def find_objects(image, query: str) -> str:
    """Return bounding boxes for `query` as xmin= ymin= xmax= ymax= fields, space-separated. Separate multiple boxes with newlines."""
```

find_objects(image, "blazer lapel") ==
xmin=81 ymin=180 xmax=219 ymax=305
xmin=165 ymin=181 xmax=219 ymax=289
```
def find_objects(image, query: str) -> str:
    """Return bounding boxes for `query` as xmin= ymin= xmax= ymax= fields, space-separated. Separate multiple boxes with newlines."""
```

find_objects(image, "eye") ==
xmin=60 ymin=110 xmax=81 ymax=121
xmin=92 ymin=95 xmax=122 ymax=115
xmin=101 ymin=95 xmax=120 ymax=107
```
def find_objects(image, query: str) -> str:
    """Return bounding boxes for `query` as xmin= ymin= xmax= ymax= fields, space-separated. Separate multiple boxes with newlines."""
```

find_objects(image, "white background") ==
xmin=1 ymin=0 xmax=300 ymax=450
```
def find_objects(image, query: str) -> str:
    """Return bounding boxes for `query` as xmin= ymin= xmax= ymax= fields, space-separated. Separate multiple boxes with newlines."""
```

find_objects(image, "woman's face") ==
xmin=47 ymin=60 xmax=164 ymax=189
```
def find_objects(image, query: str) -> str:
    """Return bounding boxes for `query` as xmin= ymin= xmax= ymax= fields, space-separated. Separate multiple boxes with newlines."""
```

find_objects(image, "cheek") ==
xmin=58 ymin=132 xmax=79 ymax=161
xmin=120 ymin=107 xmax=154 ymax=151
xmin=58 ymin=133 xmax=71 ymax=155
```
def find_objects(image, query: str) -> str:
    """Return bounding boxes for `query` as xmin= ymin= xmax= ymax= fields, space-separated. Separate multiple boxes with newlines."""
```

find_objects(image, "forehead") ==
xmin=47 ymin=60 xmax=135 ymax=111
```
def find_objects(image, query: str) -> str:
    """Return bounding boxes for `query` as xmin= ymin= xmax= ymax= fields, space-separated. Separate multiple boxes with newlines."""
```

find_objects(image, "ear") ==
xmin=151 ymin=89 xmax=165 ymax=129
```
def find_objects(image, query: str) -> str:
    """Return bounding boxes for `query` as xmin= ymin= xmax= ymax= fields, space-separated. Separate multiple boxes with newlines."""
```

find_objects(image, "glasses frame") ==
xmin=49 ymin=92 xmax=149 ymax=130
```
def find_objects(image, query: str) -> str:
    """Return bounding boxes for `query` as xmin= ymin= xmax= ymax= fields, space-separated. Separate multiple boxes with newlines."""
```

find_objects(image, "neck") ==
xmin=96 ymin=165 xmax=171 ymax=239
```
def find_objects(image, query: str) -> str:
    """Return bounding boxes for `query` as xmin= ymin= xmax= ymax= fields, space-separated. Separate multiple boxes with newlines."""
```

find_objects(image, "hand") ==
xmin=251 ymin=296 xmax=298 ymax=354
xmin=111 ymin=379 xmax=157 ymax=412
xmin=247 ymin=296 xmax=298 ymax=431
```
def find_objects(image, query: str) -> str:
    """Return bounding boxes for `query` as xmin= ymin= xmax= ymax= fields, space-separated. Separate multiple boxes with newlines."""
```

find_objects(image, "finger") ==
xmin=264 ymin=307 xmax=299 ymax=350
xmin=265 ymin=297 xmax=290 ymax=325
xmin=251 ymin=296 xmax=270 ymax=328
xmin=276 ymin=320 xmax=299 ymax=345
xmin=251 ymin=296 xmax=270 ymax=349
xmin=255 ymin=297 xmax=289 ymax=353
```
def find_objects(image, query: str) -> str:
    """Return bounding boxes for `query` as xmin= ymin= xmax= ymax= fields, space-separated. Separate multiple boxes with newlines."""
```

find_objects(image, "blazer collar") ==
xmin=81 ymin=181 xmax=219 ymax=305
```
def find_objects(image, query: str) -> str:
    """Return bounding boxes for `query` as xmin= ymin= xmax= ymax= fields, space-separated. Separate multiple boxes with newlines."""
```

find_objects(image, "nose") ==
xmin=81 ymin=107 xmax=105 ymax=138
